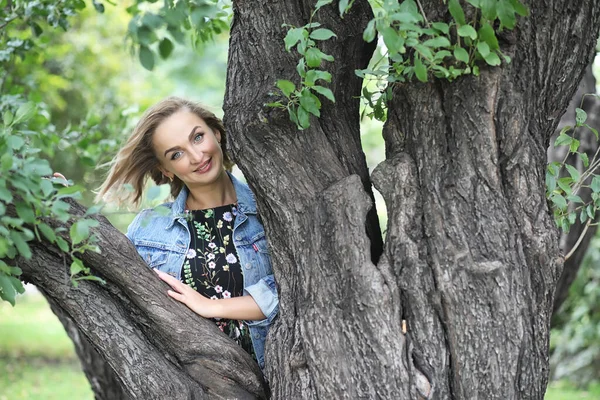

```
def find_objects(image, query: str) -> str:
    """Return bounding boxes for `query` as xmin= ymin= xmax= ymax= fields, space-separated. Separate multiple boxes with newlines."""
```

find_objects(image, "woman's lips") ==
xmin=194 ymin=159 xmax=212 ymax=174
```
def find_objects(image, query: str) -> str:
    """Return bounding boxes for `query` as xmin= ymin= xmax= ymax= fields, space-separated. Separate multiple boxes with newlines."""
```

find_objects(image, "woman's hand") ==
xmin=153 ymin=269 xmax=219 ymax=318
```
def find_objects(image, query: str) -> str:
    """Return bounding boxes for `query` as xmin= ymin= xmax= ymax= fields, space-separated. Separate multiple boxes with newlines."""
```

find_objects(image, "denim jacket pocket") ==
xmin=134 ymin=242 xmax=169 ymax=269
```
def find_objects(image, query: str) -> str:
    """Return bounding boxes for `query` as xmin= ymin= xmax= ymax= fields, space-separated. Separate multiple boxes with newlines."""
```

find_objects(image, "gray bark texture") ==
xmin=224 ymin=0 xmax=600 ymax=399
xmin=6 ymin=1 xmax=600 ymax=399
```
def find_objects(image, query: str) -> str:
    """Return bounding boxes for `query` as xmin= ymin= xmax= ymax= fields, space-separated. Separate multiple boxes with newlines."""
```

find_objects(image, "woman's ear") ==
xmin=215 ymin=129 xmax=222 ymax=144
xmin=158 ymin=166 xmax=172 ymax=180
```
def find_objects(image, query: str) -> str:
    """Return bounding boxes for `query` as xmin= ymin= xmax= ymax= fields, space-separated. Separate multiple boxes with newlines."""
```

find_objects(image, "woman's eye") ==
xmin=171 ymin=151 xmax=183 ymax=160
xmin=194 ymin=133 xmax=204 ymax=143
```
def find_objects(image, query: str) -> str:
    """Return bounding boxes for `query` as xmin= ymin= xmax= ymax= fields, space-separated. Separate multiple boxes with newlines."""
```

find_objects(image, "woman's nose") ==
xmin=189 ymin=147 xmax=203 ymax=163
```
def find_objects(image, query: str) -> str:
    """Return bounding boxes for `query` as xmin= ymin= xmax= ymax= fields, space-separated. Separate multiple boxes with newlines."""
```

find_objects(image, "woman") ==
xmin=97 ymin=97 xmax=278 ymax=369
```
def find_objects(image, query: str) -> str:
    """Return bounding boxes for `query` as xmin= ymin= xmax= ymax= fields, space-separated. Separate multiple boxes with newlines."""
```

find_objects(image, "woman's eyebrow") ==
xmin=163 ymin=126 xmax=202 ymax=157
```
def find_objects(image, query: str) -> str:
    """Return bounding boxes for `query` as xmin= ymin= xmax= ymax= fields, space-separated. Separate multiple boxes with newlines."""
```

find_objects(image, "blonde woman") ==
xmin=97 ymin=97 xmax=278 ymax=369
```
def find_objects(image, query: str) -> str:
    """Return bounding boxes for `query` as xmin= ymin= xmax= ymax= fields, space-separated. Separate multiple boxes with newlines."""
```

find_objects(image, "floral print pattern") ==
xmin=182 ymin=204 xmax=255 ymax=360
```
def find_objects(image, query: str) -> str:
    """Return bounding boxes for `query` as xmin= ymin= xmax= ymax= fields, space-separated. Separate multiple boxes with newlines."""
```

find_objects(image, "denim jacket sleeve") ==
xmin=244 ymin=273 xmax=279 ymax=327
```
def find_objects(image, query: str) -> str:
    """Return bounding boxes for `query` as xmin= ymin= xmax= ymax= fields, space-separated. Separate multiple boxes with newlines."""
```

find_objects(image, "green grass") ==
xmin=545 ymin=381 xmax=600 ymax=400
xmin=0 ymin=292 xmax=93 ymax=400
xmin=1 ymin=291 xmax=598 ymax=399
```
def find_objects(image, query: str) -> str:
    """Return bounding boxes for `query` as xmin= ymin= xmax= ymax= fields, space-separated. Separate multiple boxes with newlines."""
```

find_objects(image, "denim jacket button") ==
xmin=245 ymin=263 xmax=251 ymax=270
xmin=236 ymin=235 xmax=242 ymax=241
xmin=254 ymin=332 xmax=260 ymax=339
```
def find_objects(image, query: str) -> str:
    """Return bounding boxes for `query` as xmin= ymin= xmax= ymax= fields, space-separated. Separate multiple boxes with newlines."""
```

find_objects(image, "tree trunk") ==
xmin=43 ymin=293 xmax=129 ymax=400
xmin=13 ymin=200 xmax=267 ymax=399
xmin=224 ymin=0 xmax=600 ymax=399
xmin=7 ymin=1 xmax=600 ymax=399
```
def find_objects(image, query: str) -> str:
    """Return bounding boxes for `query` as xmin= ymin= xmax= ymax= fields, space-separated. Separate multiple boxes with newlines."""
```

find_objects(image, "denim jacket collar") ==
xmin=169 ymin=171 xmax=257 ymax=225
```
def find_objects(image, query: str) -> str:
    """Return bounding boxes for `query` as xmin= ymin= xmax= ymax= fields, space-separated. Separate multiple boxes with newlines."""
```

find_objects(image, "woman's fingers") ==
xmin=167 ymin=289 xmax=186 ymax=303
xmin=154 ymin=269 xmax=188 ymax=294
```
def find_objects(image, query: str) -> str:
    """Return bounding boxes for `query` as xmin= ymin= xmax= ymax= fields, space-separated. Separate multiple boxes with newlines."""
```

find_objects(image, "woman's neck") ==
xmin=185 ymin=170 xmax=237 ymax=210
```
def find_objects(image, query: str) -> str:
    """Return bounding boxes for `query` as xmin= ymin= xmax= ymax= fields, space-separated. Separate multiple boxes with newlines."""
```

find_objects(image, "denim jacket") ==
xmin=126 ymin=172 xmax=278 ymax=368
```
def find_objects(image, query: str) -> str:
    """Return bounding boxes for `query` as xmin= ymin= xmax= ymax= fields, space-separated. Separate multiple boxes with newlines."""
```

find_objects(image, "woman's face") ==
xmin=152 ymin=109 xmax=223 ymax=187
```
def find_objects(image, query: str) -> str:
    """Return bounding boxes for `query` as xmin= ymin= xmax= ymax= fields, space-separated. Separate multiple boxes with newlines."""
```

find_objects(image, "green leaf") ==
xmin=423 ymin=36 xmax=451 ymax=48
xmin=414 ymin=56 xmax=427 ymax=82
xmin=84 ymin=205 xmax=104 ymax=217
xmin=297 ymin=105 xmax=310 ymax=129
xmin=497 ymin=0 xmax=516 ymax=29
xmin=38 ymin=223 xmax=57 ymax=243
xmin=312 ymin=86 xmax=335 ymax=102
xmin=555 ymin=133 xmax=573 ymax=147
xmin=480 ymin=0 xmax=497 ymax=20
xmin=70 ymin=258 xmax=85 ymax=276
xmin=74 ymin=275 xmax=106 ymax=285
xmin=477 ymin=41 xmax=490 ymax=57
xmin=305 ymin=48 xmax=322 ymax=68
xmin=565 ymin=164 xmax=580 ymax=181
xmin=0 ymin=186 xmax=14 ymax=204
xmin=363 ymin=19 xmax=376 ymax=42
xmin=1 ymin=153 xmax=13 ymax=171
xmin=575 ymin=108 xmax=587 ymax=126
xmin=296 ymin=58 xmax=306 ymax=77
xmin=3 ymin=110 xmax=13 ymax=127
xmin=457 ymin=25 xmax=477 ymax=40
xmin=15 ymin=202 xmax=35 ymax=224
xmin=432 ymin=22 xmax=449 ymax=34
xmin=587 ymin=204 xmax=595 ymax=219
xmin=338 ymin=0 xmax=350 ymax=16
xmin=591 ymin=176 xmax=600 ymax=192
xmin=483 ymin=52 xmax=501 ymax=66
xmin=581 ymin=152 xmax=589 ymax=168
xmin=381 ymin=27 xmax=404 ymax=54
xmin=580 ymin=209 xmax=587 ymax=224
xmin=448 ymin=0 xmax=466 ymax=25
xmin=305 ymin=70 xmax=332 ymax=86
xmin=51 ymin=200 xmax=71 ymax=222
xmin=0 ymin=273 xmax=17 ymax=306
xmin=569 ymin=138 xmax=580 ymax=153
xmin=56 ymin=236 xmax=69 ymax=253
xmin=315 ymin=0 xmax=334 ymax=10
xmin=584 ymin=124 xmax=599 ymax=140
xmin=546 ymin=173 xmax=556 ymax=193
xmin=510 ymin=0 xmax=529 ymax=16
xmin=277 ymin=80 xmax=296 ymax=98
xmin=139 ymin=46 xmax=155 ymax=71
xmin=10 ymin=231 xmax=31 ymax=259
xmin=551 ymin=193 xmax=568 ymax=210
xmin=478 ymin=23 xmax=499 ymax=50
xmin=7 ymin=136 xmax=25 ymax=150
xmin=158 ymin=38 xmax=174 ymax=59
xmin=567 ymin=194 xmax=584 ymax=204
xmin=310 ymin=29 xmax=337 ymax=41
xmin=454 ymin=47 xmax=470 ymax=64
xmin=13 ymin=102 xmax=37 ymax=125
xmin=284 ymin=28 xmax=306 ymax=51
xmin=287 ymin=106 xmax=300 ymax=128
xmin=299 ymin=90 xmax=321 ymax=117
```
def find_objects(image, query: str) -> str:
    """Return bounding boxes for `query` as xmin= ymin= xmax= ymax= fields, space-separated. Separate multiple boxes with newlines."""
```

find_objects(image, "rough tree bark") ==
xmin=8 ymin=1 xmax=600 ymax=399
xmin=224 ymin=0 xmax=600 ymax=399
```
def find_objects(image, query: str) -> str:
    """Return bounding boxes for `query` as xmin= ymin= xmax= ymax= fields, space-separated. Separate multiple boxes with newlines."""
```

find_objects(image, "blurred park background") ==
xmin=1 ymin=1 xmax=599 ymax=399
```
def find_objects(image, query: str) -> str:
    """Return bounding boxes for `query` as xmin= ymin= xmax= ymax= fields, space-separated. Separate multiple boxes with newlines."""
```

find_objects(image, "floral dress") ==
xmin=182 ymin=204 xmax=256 ymax=360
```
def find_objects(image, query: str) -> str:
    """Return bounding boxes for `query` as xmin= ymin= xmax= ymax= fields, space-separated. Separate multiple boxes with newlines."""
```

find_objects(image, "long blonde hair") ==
xmin=96 ymin=97 xmax=234 ymax=207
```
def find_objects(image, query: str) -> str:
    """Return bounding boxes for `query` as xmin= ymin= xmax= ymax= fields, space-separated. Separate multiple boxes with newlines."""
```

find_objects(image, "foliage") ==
xmin=125 ymin=0 xmax=231 ymax=71
xmin=550 ymin=235 xmax=600 ymax=386
xmin=266 ymin=0 xmax=338 ymax=130
xmin=546 ymin=95 xmax=600 ymax=235
xmin=0 ymin=102 xmax=105 ymax=306
xmin=272 ymin=0 xmax=527 ymax=127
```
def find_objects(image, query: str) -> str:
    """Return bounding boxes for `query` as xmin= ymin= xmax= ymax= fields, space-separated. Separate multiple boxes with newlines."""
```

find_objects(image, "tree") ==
xmin=5 ymin=0 xmax=600 ymax=399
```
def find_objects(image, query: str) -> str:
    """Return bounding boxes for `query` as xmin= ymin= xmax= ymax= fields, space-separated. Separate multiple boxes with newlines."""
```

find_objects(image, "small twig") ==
xmin=565 ymin=219 xmax=592 ymax=261
xmin=416 ymin=0 xmax=429 ymax=26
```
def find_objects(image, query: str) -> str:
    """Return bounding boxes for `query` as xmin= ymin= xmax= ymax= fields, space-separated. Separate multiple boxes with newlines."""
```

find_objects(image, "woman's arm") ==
xmin=154 ymin=269 xmax=266 ymax=320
